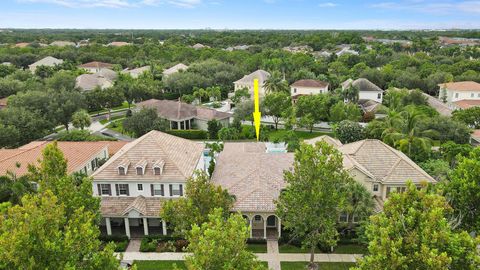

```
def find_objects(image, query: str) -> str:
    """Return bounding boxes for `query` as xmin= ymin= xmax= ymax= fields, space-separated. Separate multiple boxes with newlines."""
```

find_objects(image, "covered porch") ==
xmin=100 ymin=217 xmax=168 ymax=239
xmin=243 ymin=213 xmax=281 ymax=240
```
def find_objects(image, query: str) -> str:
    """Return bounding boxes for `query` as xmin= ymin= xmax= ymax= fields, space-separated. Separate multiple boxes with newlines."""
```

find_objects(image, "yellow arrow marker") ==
xmin=253 ymin=78 xmax=261 ymax=141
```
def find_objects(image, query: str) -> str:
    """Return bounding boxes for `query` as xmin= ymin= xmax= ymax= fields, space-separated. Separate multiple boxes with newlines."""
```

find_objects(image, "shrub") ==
xmin=57 ymin=130 xmax=116 ymax=141
xmin=140 ymin=235 xmax=186 ymax=252
xmin=99 ymin=235 xmax=129 ymax=252
xmin=167 ymin=129 xmax=208 ymax=140
xmin=334 ymin=120 xmax=365 ymax=143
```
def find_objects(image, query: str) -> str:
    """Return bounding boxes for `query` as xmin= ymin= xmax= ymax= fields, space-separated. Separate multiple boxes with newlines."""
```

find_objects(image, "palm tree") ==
xmin=264 ymin=71 xmax=289 ymax=94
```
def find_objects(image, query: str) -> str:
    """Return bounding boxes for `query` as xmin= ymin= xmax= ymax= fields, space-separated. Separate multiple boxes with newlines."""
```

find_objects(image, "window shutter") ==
xmin=115 ymin=184 xmax=119 ymax=196
xmin=160 ymin=184 xmax=164 ymax=196
xmin=108 ymin=184 xmax=112 ymax=196
xmin=150 ymin=184 xmax=154 ymax=196
xmin=126 ymin=184 xmax=130 ymax=196
xmin=179 ymin=184 xmax=183 ymax=196
xmin=97 ymin=184 xmax=101 ymax=196
xmin=169 ymin=184 xmax=173 ymax=197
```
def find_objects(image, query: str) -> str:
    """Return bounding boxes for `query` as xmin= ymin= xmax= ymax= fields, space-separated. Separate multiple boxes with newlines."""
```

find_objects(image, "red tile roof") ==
xmin=79 ymin=61 xmax=114 ymax=69
xmin=453 ymin=99 xmax=480 ymax=109
xmin=291 ymin=79 xmax=329 ymax=88
xmin=439 ymin=81 xmax=480 ymax=92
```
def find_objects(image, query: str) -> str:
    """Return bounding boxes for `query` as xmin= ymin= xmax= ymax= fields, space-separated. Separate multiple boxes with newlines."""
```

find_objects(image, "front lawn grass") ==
xmin=281 ymin=262 xmax=356 ymax=270
xmin=134 ymin=260 xmax=186 ymax=270
xmin=279 ymin=244 xmax=320 ymax=253
xmin=268 ymin=129 xmax=333 ymax=142
xmin=279 ymin=244 xmax=366 ymax=254
xmin=246 ymin=243 xmax=268 ymax=253
xmin=99 ymin=115 xmax=125 ymax=125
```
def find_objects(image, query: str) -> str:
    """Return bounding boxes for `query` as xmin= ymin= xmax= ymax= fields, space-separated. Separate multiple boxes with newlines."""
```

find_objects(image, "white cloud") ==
xmin=318 ymin=2 xmax=337 ymax=8
xmin=18 ymin=0 xmax=203 ymax=8
xmin=371 ymin=1 xmax=480 ymax=14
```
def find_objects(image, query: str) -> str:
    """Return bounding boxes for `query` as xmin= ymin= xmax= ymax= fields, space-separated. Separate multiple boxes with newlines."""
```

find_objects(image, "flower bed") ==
xmin=140 ymin=235 xmax=188 ymax=252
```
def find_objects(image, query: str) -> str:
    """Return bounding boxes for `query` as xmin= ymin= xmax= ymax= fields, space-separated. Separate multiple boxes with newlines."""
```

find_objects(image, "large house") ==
xmin=162 ymin=63 xmax=188 ymax=77
xmin=211 ymin=136 xmax=435 ymax=239
xmin=290 ymin=79 xmax=329 ymax=103
xmin=122 ymin=66 xmax=150 ymax=78
xmin=438 ymin=81 xmax=480 ymax=109
xmin=50 ymin=41 xmax=76 ymax=47
xmin=28 ymin=56 xmax=63 ymax=73
xmin=75 ymin=69 xmax=117 ymax=91
xmin=136 ymin=99 xmax=232 ymax=131
xmin=91 ymin=131 xmax=206 ymax=238
xmin=342 ymin=78 xmax=384 ymax=103
xmin=79 ymin=61 xmax=114 ymax=73
xmin=234 ymin=69 xmax=271 ymax=97
xmin=0 ymin=141 xmax=126 ymax=177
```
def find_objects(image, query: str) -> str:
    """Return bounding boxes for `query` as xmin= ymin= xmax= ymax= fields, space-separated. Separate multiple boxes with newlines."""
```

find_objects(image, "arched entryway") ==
xmin=251 ymin=215 xmax=265 ymax=239
xmin=266 ymin=215 xmax=281 ymax=239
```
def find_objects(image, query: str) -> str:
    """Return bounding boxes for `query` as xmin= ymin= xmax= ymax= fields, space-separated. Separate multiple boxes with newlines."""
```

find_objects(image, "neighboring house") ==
xmin=14 ymin=42 xmax=30 ymax=48
xmin=225 ymin=45 xmax=250 ymax=51
xmin=0 ymin=141 xmax=126 ymax=178
xmin=290 ymin=79 xmax=329 ymax=103
xmin=471 ymin=130 xmax=480 ymax=146
xmin=421 ymin=92 xmax=452 ymax=117
xmin=107 ymin=42 xmax=131 ymax=47
xmin=342 ymin=78 xmax=384 ymax=103
xmin=162 ymin=63 xmax=188 ymax=77
xmin=283 ymin=45 xmax=313 ymax=54
xmin=50 ymin=41 xmax=76 ymax=47
xmin=122 ymin=66 xmax=150 ymax=78
xmin=91 ymin=130 xmax=206 ymax=238
xmin=211 ymin=137 xmax=435 ymax=239
xmin=191 ymin=43 xmax=209 ymax=49
xmin=438 ymin=81 xmax=480 ymax=109
xmin=234 ymin=69 xmax=271 ymax=97
xmin=79 ymin=61 xmax=114 ymax=73
xmin=75 ymin=68 xmax=117 ymax=91
xmin=336 ymin=47 xmax=359 ymax=56
xmin=28 ymin=56 xmax=63 ymax=73
xmin=0 ymin=97 xmax=7 ymax=110
xmin=136 ymin=99 xmax=232 ymax=131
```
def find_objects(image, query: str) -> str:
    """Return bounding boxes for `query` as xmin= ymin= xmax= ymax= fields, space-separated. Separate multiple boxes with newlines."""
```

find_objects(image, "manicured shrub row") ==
xmin=99 ymin=235 xmax=129 ymax=252
xmin=140 ymin=235 xmax=188 ymax=252
xmin=167 ymin=129 xmax=208 ymax=140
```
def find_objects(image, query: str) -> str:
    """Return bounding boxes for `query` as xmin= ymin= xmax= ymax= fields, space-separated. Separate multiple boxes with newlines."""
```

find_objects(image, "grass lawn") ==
xmin=100 ymin=115 xmax=125 ymax=125
xmin=281 ymin=262 xmax=355 ymax=270
xmin=89 ymin=102 xmax=132 ymax=115
xmin=246 ymin=243 xmax=268 ymax=253
xmin=106 ymin=120 xmax=126 ymax=134
xmin=134 ymin=260 xmax=186 ymax=270
xmin=279 ymin=244 xmax=320 ymax=253
xmin=279 ymin=244 xmax=366 ymax=254
xmin=268 ymin=129 xmax=333 ymax=142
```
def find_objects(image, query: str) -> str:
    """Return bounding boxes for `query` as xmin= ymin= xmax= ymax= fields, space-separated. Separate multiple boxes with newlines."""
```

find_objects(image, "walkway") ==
xmin=266 ymin=240 xmax=281 ymax=270
xmin=125 ymin=239 xmax=141 ymax=252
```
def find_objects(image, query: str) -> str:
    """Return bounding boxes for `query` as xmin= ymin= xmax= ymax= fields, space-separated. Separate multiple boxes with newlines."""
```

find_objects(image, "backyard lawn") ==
xmin=281 ymin=262 xmax=356 ymax=270
xmin=246 ymin=243 xmax=268 ymax=253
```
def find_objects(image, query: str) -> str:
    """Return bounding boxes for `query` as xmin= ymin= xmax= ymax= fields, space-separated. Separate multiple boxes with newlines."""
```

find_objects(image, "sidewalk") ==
xmin=267 ymin=240 xmax=281 ymax=270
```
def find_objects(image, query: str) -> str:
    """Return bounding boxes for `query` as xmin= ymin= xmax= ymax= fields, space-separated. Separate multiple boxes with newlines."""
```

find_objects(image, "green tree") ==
xmin=49 ymin=89 xmax=87 ymax=131
xmin=218 ymin=127 xmax=239 ymax=140
xmin=452 ymin=107 xmax=480 ymax=129
xmin=0 ymin=191 xmax=119 ymax=270
xmin=334 ymin=120 xmax=365 ymax=143
xmin=342 ymin=85 xmax=359 ymax=103
xmin=264 ymin=92 xmax=291 ymax=130
xmin=329 ymin=101 xmax=362 ymax=122
xmin=0 ymin=123 xmax=20 ymax=148
xmin=160 ymin=171 xmax=234 ymax=236
xmin=419 ymin=159 xmax=451 ymax=182
xmin=185 ymin=208 xmax=266 ymax=270
xmin=0 ymin=174 xmax=35 ymax=205
xmin=295 ymin=95 xmax=330 ymax=132
xmin=439 ymin=141 xmax=473 ymax=167
xmin=444 ymin=148 xmax=480 ymax=233
xmin=276 ymin=141 xmax=351 ymax=269
xmin=264 ymin=70 xmax=289 ymax=94
xmin=353 ymin=182 xmax=480 ymax=270
xmin=46 ymin=71 xmax=76 ymax=91
xmin=340 ymin=181 xmax=375 ymax=232
xmin=72 ymin=109 xmax=92 ymax=130
xmin=123 ymin=108 xmax=169 ymax=137
xmin=207 ymin=119 xmax=222 ymax=139
xmin=231 ymin=88 xmax=251 ymax=104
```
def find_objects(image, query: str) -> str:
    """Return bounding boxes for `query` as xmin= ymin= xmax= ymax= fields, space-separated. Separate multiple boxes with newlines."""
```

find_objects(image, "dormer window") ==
xmin=152 ymin=159 xmax=165 ymax=175
xmin=136 ymin=167 xmax=143 ymax=175
xmin=135 ymin=159 xmax=147 ymax=175
xmin=117 ymin=159 xmax=130 ymax=175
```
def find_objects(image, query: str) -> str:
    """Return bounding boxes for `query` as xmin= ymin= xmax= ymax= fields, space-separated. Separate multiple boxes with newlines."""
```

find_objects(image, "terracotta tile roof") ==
xmin=79 ymin=61 xmax=114 ymax=69
xmin=0 ymin=141 xmax=112 ymax=177
xmin=105 ymin=141 xmax=129 ymax=156
xmin=92 ymin=130 xmax=204 ymax=181
xmin=14 ymin=42 xmax=30 ymax=48
xmin=136 ymin=99 xmax=232 ymax=121
xmin=101 ymin=196 xmax=169 ymax=217
xmin=453 ymin=99 xmax=480 ymax=109
xmin=107 ymin=42 xmax=131 ymax=47
xmin=438 ymin=81 xmax=480 ymax=92
xmin=0 ymin=97 xmax=7 ymax=108
xmin=291 ymin=79 xmax=329 ymax=88
xmin=211 ymin=142 xmax=294 ymax=213
xmin=472 ymin=129 xmax=480 ymax=139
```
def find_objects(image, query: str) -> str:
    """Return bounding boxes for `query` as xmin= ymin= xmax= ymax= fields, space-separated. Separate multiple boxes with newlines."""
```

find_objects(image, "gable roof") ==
xmin=342 ymin=78 xmax=383 ymax=92
xmin=75 ymin=70 xmax=116 ymax=91
xmin=304 ymin=135 xmax=342 ymax=147
xmin=0 ymin=141 xmax=117 ymax=177
xmin=211 ymin=142 xmax=294 ymax=212
xmin=92 ymin=130 xmax=204 ymax=181
xmin=162 ymin=63 xmax=188 ymax=76
xmin=101 ymin=196 xmax=168 ymax=217
xmin=234 ymin=69 xmax=271 ymax=85
xmin=453 ymin=99 xmax=480 ymax=109
xmin=291 ymin=79 xmax=329 ymax=88
xmin=29 ymin=56 xmax=63 ymax=68
xmin=136 ymin=99 xmax=232 ymax=121
xmin=123 ymin=66 xmax=150 ymax=76
xmin=439 ymin=81 xmax=480 ymax=92
xmin=79 ymin=61 xmax=114 ymax=69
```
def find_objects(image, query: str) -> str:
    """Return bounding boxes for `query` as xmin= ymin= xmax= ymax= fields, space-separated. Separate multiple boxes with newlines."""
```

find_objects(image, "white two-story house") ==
xmin=290 ymin=79 xmax=329 ymax=103
xmin=233 ymin=69 xmax=271 ymax=97
xmin=342 ymin=78 xmax=384 ymax=103
xmin=438 ymin=81 xmax=480 ymax=109
xmin=92 ymin=130 xmax=205 ymax=238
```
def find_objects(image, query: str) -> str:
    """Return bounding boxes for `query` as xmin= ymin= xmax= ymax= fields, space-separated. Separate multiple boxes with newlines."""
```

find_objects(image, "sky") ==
xmin=0 ymin=0 xmax=479 ymax=29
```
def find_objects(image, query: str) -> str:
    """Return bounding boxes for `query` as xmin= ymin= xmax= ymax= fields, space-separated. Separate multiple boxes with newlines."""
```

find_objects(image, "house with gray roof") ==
xmin=28 ymin=56 xmax=63 ymax=73
xmin=234 ymin=69 xmax=271 ymax=97
xmin=342 ymin=78 xmax=384 ymax=103
xmin=75 ymin=68 xmax=117 ymax=91
xmin=136 ymin=99 xmax=232 ymax=131
xmin=162 ymin=63 xmax=188 ymax=77
xmin=122 ymin=66 xmax=150 ymax=78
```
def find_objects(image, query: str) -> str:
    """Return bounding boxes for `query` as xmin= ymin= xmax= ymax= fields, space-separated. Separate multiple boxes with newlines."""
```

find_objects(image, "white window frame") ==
xmin=137 ymin=184 xmax=143 ymax=191
xmin=153 ymin=184 xmax=164 ymax=196
xmin=153 ymin=166 xmax=161 ymax=175
xmin=136 ymin=166 xmax=144 ymax=175
xmin=118 ymin=167 xmax=126 ymax=175
xmin=118 ymin=184 xmax=129 ymax=196
xmin=100 ymin=184 xmax=111 ymax=196
xmin=170 ymin=184 xmax=182 ymax=196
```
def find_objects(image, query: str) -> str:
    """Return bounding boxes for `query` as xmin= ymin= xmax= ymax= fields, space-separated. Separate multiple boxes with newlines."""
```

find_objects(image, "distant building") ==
xmin=78 ymin=61 xmax=114 ymax=73
xmin=225 ymin=45 xmax=250 ymax=51
xmin=14 ymin=42 xmax=30 ymax=48
xmin=290 ymin=79 xmax=329 ymax=103
xmin=342 ymin=78 xmax=384 ymax=103
xmin=283 ymin=45 xmax=313 ymax=54
xmin=438 ymin=81 xmax=480 ymax=109
xmin=336 ymin=47 xmax=359 ymax=56
xmin=234 ymin=69 xmax=271 ymax=97
xmin=75 ymin=69 xmax=117 ymax=91
xmin=135 ymin=99 xmax=232 ymax=131
xmin=28 ymin=56 xmax=63 ymax=73
xmin=162 ymin=63 xmax=188 ymax=77
xmin=50 ymin=41 xmax=76 ymax=47
xmin=107 ymin=42 xmax=131 ymax=47
xmin=122 ymin=66 xmax=150 ymax=79
xmin=191 ymin=43 xmax=209 ymax=49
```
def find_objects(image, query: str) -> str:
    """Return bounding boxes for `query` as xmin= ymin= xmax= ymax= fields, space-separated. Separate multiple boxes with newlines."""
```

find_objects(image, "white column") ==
xmin=124 ymin=218 xmax=130 ymax=239
xmin=263 ymin=217 xmax=267 ymax=239
xmin=162 ymin=220 xmax=167 ymax=235
xmin=249 ymin=217 xmax=253 ymax=238
xmin=143 ymin=218 xmax=149 ymax=236
xmin=278 ymin=218 xmax=281 ymax=238
xmin=106 ymin=217 xmax=112 ymax=236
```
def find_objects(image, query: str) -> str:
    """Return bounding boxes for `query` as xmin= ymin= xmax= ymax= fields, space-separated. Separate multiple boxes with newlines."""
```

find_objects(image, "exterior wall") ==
xmin=76 ymin=147 xmax=109 ymax=176
xmin=359 ymin=91 xmax=383 ymax=103
xmin=348 ymin=168 xmax=382 ymax=198
xmin=290 ymin=86 xmax=329 ymax=96
xmin=234 ymin=82 xmax=266 ymax=96
xmin=445 ymin=89 xmax=480 ymax=103
xmin=92 ymin=181 xmax=186 ymax=198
